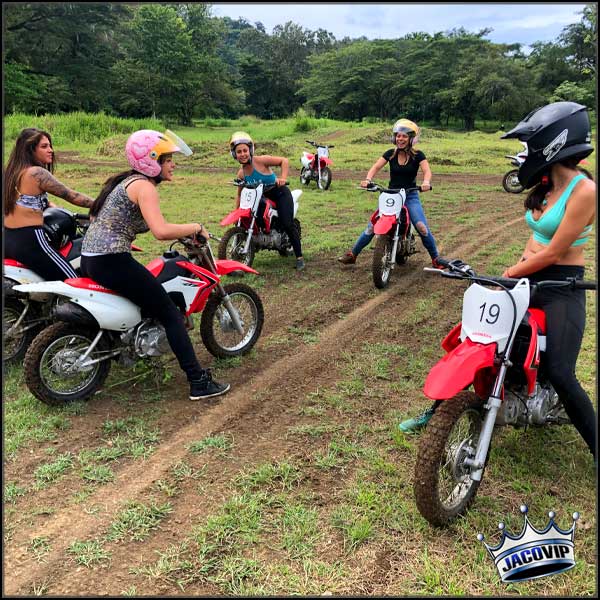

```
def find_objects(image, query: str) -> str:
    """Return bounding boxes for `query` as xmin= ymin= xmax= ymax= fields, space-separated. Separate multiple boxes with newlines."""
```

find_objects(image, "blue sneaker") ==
xmin=398 ymin=407 xmax=436 ymax=433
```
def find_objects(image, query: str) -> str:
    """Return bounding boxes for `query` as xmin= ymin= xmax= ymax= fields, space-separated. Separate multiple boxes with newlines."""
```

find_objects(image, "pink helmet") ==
xmin=125 ymin=129 xmax=193 ymax=177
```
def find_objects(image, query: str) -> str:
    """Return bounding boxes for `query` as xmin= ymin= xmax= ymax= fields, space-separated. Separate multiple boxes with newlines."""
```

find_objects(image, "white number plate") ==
xmin=317 ymin=146 xmax=329 ymax=159
xmin=378 ymin=190 xmax=406 ymax=216
xmin=461 ymin=279 xmax=530 ymax=352
xmin=240 ymin=184 xmax=263 ymax=210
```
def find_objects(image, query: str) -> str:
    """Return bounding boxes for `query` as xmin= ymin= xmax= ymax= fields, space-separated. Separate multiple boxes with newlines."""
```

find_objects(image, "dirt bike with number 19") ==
xmin=413 ymin=257 xmax=596 ymax=527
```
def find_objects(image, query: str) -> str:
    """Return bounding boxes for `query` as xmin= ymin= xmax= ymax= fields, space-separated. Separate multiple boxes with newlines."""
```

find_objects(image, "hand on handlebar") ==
xmin=192 ymin=225 xmax=210 ymax=245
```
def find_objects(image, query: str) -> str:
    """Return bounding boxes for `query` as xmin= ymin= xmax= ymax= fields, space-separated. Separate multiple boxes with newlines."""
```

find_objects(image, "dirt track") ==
xmin=3 ymin=175 xmax=594 ymax=595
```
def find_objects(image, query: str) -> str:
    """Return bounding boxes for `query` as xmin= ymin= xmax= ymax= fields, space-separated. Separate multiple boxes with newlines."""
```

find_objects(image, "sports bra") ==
xmin=15 ymin=189 xmax=49 ymax=212
xmin=243 ymin=167 xmax=277 ymax=186
xmin=525 ymin=174 xmax=592 ymax=247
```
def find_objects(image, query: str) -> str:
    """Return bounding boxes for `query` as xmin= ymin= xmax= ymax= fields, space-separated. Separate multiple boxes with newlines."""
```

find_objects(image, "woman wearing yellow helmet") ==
xmin=229 ymin=131 xmax=305 ymax=270
xmin=338 ymin=119 xmax=443 ymax=269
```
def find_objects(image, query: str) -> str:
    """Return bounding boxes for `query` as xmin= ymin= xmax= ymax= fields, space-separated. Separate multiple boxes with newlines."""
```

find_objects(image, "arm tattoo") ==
xmin=32 ymin=167 xmax=94 ymax=208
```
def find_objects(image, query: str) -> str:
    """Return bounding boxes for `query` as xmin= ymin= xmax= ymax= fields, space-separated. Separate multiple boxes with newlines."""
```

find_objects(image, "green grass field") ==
xmin=2 ymin=113 xmax=597 ymax=596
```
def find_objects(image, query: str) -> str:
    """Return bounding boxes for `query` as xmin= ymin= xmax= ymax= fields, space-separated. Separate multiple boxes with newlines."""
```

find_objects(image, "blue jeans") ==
xmin=351 ymin=190 xmax=439 ymax=258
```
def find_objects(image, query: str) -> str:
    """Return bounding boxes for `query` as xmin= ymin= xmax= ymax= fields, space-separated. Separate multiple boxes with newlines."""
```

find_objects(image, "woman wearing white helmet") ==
xmin=338 ymin=118 xmax=443 ymax=269
xmin=81 ymin=130 xmax=230 ymax=401
xmin=229 ymin=131 xmax=305 ymax=270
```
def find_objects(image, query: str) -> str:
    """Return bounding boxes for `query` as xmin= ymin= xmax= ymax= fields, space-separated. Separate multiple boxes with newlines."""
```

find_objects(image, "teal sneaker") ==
xmin=398 ymin=407 xmax=436 ymax=433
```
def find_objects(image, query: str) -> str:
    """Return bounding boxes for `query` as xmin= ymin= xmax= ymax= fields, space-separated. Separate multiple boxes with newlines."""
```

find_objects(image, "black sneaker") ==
xmin=189 ymin=370 xmax=231 ymax=401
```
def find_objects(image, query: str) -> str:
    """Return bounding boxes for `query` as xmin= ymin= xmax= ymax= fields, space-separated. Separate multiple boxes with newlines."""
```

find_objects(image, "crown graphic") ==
xmin=477 ymin=505 xmax=579 ymax=583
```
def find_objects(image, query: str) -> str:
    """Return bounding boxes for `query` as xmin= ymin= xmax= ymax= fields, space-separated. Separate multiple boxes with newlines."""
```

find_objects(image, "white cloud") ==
xmin=210 ymin=3 xmax=587 ymax=46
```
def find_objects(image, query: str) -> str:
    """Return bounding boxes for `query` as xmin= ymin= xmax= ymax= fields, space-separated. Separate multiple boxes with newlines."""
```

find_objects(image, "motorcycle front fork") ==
xmin=243 ymin=216 xmax=256 ymax=255
xmin=389 ymin=224 xmax=401 ymax=264
xmin=464 ymin=362 xmax=509 ymax=481
xmin=215 ymin=283 xmax=245 ymax=335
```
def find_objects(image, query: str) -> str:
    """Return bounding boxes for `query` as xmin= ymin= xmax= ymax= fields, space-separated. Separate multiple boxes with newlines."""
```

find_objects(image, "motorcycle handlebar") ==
xmin=426 ymin=258 xmax=597 ymax=291
xmin=359 ymin=183 xmax=431 ymax=193
xmin=232 ymin=179 xmax=288 ymax=189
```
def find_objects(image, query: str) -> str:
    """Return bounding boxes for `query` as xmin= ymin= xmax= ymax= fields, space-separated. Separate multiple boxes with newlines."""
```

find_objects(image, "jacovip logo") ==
xmin=477 ymin=505 xmax=579 ymax=583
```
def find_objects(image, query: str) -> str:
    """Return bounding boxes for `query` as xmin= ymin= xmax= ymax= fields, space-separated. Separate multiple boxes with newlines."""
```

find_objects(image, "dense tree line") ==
xmin=3 ymin=3 xmax=596 ymax=128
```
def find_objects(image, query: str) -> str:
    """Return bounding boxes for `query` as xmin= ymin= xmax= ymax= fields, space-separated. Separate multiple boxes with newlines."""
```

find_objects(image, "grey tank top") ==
xmin=82 ymin=175 xmax=149 ymax=255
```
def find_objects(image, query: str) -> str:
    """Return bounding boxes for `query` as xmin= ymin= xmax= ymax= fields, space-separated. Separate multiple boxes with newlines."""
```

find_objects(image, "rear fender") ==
xmin=423 ymin=338 xmax=497 ymax=400
xmin=14 ymin=280 xmax=141 ymax=331
xmin=221 ymin=208 xmax=251 ymax=226
xmin=373 ymin=214 xmax=397 ymax=235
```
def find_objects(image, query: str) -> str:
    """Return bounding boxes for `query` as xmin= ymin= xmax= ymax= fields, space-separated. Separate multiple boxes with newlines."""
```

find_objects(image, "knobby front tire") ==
xmin=200 ymin=283 xmax=264 ymax=358
xmin=413 ymin=391 xmax=486 ymax=527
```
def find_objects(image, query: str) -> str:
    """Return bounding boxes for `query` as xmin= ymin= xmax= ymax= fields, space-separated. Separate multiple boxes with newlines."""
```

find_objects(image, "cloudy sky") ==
xmin=211 ymin=3 xmax=587 ymax=48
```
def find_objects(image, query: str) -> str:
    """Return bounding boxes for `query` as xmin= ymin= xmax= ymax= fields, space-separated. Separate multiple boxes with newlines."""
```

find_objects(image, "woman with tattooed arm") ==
xmin=3 ymin=128 xmax=94 ymax=280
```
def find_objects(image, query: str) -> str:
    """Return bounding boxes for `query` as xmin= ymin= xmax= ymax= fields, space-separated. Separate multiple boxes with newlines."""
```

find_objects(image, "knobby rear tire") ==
xmin=24 ymin=323 xmax=111 ymax=407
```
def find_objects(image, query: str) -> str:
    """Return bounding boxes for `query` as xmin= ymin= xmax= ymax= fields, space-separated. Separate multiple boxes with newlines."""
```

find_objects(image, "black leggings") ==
xmin=80 ymin=253 xmax=205 ymax=382
xmin=4 ymin=225 xmax=77 ymax=280
xmin=264 ymin=186 xmax=302 ymax=258
xmin=529 ymin=265 xmax=596 ymax=457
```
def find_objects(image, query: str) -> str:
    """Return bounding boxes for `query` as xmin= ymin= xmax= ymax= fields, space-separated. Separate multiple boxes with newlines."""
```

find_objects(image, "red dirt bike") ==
xmin=361 ymin=182 xmax=425 ymax=289
xmin=218 ymin=180 xmax=302 ymax=267
xmin=413 ymin=257 xmax=596 ymax=526
xmin=3 ymin=208 xmax=91 ymax=366
xmin=15 ymin=235 xmax=264 ymax=406
xmin=300 ymin=140 xmax=334 ymax=190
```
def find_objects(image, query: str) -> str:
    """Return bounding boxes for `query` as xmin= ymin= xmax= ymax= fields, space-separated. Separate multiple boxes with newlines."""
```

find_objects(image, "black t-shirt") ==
xmin=382 ymin=148 xmax=426 ymax=189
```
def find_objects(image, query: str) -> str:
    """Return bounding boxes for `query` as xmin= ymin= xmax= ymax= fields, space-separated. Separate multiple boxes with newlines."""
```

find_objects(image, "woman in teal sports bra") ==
xmin=229 ymin=131 xmax=305 ymax=270
xmin=500 ymin=101 xmax=596 ymax=459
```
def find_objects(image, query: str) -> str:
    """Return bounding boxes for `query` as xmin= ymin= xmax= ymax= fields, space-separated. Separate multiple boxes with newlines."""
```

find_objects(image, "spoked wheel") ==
xmin=317 ymin=167 xmax=332 ymax=190
xmin=502 ymin=169 xmax=524 ymax=193
xmin=24 ymin=323 xmax=112 ymax=406
xmin=218 ymin=227 xmax=255 ymax=267
xmin=200 ymin=283 xmax=264 ymax=358
xmin=395 ymin=233 xmax=414 ymax=266
xmin=372 ymin=235 xmax=394 ymax=289
xmin=414 ymin=391 xmax=486 ymax=526
xmin=300 ymin=167 xmax=311 ymax=186
xmin=3 ymin=298 xmax=43 ymax=367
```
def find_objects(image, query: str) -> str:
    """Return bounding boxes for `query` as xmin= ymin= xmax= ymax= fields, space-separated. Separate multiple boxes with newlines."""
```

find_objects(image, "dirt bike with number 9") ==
xmin=413 ymin=257 xmax=597 ymax=527
xmin=360 ymin=181 xmax=424 ymax=288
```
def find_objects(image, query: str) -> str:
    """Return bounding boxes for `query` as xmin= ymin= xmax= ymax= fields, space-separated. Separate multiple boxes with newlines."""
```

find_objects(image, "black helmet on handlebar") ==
xmin=501 ymin=102 xmax=593 ymax=189
xmin=43 ymin=207 xmax=77 ymax=249
xmin=229 ymin=131 xmax=254 ymax=160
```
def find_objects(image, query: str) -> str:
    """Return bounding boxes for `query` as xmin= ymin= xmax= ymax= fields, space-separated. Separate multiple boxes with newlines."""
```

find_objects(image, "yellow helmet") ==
xmin=391 ymin=119 xmax=420 ymax=145
xmin=229 ymin=131 xmax=254 ymax=159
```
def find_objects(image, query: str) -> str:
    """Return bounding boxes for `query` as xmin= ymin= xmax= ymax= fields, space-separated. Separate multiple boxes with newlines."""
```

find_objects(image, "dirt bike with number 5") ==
xmin=218 ymin=180 xmax=302 ymax=267
xmin=3 ymin=208 xmax=93 ymax=367
xmin=503 ymin=142 xmax=594 ymax=193
xmin=15 ymin=235 xmax=264 ymax=407
xmin=300 ymin=140 xmax=334 ymax=190
xmin=361 ymin=181 xmax=426 ymax=289
xmin=412 ymin=257 xmax=597 ymax=527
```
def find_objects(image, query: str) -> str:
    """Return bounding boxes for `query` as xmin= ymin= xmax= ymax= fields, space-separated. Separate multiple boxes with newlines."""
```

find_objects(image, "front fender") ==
xmin=423 ymin=338 xmax=497 ymax=400
xmin=373 ymin=214 xmax=397 ymax=235
xmin=215 ymin=259 xmax=259 ymax=276
xmin=220 ymin=208 xmax=251 ymax=226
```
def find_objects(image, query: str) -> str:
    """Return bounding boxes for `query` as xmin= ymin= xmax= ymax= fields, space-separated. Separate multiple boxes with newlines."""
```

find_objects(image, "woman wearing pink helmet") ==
xmin=81 ymin=130 xmax=230 ymax=401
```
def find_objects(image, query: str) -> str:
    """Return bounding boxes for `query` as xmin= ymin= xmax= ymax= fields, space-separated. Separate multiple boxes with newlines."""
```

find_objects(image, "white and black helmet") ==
xmin=501 ymin=102 xmax=593 ymax=189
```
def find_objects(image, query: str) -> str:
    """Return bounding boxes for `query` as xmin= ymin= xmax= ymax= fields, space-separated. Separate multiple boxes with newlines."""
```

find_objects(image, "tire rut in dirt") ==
xmin=5 ymin=213 xmax=524 ymax=594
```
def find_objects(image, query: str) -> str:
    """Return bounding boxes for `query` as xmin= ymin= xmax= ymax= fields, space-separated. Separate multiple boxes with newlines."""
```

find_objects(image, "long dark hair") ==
xmin=525 ymin=157 xmax=583 ymax=211
xmin=90 ymin=157 xmax=166 ymax=218
xmin=3 ymin=128 xmax=55 ymax=215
